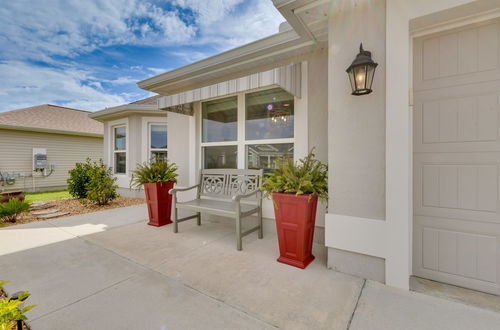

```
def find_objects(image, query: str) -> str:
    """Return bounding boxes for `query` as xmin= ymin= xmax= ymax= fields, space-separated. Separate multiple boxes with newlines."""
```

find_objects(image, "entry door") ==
xmin=413 ymin=20 xmax=500 ymax=294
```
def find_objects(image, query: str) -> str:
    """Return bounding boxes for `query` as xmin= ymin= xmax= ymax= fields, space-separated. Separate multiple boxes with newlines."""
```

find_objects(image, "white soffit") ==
xmin=158 ymin=63 xmax=302 ymax=110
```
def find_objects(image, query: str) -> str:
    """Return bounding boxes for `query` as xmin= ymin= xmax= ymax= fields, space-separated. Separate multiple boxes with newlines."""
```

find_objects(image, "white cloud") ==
xmin=147 ymin=67 xmax=172 ymax=75
xmin=0 ymin=61 xmax=129 ymax=111
xmin=0 ymin=0 xmax=284 ymax=111
xmin=0 ymin=0 xmax=197 ymax=62
xmin=173 ymin=0 xmax=284 ymax=50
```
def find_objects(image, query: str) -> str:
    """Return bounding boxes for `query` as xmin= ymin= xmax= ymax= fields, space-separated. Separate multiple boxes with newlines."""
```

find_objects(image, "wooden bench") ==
xmin=170 ymin=169 xmax=264 ymax=250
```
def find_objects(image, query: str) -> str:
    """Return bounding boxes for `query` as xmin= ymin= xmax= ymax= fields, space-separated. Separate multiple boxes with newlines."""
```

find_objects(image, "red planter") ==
xmin=272 ymin=192 xmax=318 ymax=269
xmin=143 ymin=181 xmax=175 ymax=227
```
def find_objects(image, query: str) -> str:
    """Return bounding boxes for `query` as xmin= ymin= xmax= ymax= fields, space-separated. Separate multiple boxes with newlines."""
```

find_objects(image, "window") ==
xmin=246 ymin=143 xmax=294 ymax=174
xmin=202 ymin=96 xmax=237 ymax=142
xmin=246 ymin=88 xmax=294 ymax=140
xmin=150 ymin=124 xmax=168 ymax=162
xmin=201 ymin=88 xmax=295 ymax=171
xmin=113 ymin=126 xmax=126 ymax=174
xmin=204 ymin=145 xmax=238 ymax=169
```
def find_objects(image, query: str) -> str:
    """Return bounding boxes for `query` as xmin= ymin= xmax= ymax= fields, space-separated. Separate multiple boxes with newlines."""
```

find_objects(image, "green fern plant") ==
xmin=0 ymin=280 xmax=36 ymax=330
xmin=0 ymin=198 xmax=30 ymax=223
xmin=261 ymin=149 xmax=328 ymax=202
xmin=130 ymin=157 xmax=178 ymax=188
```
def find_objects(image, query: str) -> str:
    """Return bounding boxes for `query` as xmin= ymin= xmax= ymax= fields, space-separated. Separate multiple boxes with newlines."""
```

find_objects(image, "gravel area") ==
xmin=4 ymin=197 xmax=145 ymax=227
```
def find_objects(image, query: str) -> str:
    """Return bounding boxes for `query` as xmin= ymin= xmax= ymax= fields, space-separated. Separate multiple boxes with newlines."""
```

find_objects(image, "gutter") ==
xmin=0 ymin=124 xmax=103 ymax=138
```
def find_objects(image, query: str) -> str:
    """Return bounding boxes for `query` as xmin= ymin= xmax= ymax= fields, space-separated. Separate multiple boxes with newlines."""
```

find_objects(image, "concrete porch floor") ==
xmin=1 ymin=205 xmax=500 ymax=330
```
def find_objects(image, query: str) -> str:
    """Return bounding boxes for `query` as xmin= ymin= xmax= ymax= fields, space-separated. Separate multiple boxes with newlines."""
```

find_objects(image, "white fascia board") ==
xmin=89 ymin=104 xmax=160 ymax=121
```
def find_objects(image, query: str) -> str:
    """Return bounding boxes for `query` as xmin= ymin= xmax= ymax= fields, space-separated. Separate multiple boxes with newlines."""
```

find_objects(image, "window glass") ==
xmin=114 ymin=152 xmax=126 ymax=174
xmin=150 ymin=125 xmax=167 ymax=149
xmin=245 ymin=88 xmax=294 ymax=140
xmin=202 ymin=96 xmax=237 ymax=142
xmin=203 ymin=145 xmax=237 ymax=169
xmin=151 ymin=151 xmax=168 ymax=162
xmin=114 ymin=126 xmax=126 ymax=150
xmin=246 ymin=143 xmax=294 ymax=174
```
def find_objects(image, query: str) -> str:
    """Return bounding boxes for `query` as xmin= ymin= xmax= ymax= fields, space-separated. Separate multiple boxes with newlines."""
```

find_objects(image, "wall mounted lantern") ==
xmin=346 ymin=43 xmax=378 ymax=96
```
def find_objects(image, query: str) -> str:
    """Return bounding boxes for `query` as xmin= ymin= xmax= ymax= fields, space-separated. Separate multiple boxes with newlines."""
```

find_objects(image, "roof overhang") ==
xmin=137 ymin=0 xmax=329 ymax=96
xmin=89 ymin=104 xmax=162 ymax=122
xmin=0 ymin=124 xmax=103 ymax=137
xmin=158 ymin=62 xmax=301 ymax=113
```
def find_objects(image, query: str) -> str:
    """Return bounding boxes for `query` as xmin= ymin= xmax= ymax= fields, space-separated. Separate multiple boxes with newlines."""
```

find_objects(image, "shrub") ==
xmin=261 ymin=149 xmax=328 ymax=202
xmin=0 ymin=280 xmax=36 ymax=330
xmin=130 ymin=157 xmax=178 ymax=188
xmin=67 ymin=159 xmax=93 ymax=199
xmin=0 ymin=198 xmax=30 ymax=223
xmin=85 ymin=161 xmax=118 ymax=205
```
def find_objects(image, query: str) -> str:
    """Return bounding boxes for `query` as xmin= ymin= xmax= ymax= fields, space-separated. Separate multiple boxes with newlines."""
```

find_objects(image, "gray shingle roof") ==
xmin=130 ymin=94 xmax=161 ymax=105
xmin=0 ymin=104 xmax=103 ymax=135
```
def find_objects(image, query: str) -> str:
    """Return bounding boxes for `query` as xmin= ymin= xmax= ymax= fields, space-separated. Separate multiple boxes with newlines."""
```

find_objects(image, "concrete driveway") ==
xmin=1 ymin=205 xmax=500 ymax=330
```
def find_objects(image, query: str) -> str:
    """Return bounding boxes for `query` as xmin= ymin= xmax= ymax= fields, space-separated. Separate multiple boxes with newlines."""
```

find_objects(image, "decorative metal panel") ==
xmin=158 ymin=63 xmax=302 ymax=116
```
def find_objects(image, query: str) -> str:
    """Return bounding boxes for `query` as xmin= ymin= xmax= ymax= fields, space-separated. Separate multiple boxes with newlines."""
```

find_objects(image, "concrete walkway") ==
xmin=1 ymin=205 xmax=499 ymax=329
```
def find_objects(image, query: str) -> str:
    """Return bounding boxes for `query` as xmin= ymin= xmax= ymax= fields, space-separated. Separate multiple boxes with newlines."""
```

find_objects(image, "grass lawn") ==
xmin=24 ymin=190 xmax=72 ymax=203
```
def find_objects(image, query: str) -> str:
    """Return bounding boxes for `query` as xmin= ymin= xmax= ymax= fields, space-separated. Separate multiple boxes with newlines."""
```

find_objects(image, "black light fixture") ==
xmin=346 ymin=43 xmax=378 ymax=96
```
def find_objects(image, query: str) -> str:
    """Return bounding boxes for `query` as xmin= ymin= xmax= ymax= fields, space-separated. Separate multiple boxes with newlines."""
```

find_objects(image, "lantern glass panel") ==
xmin=366 ymin=65 xmax=376 ymax=91
xmin=354 ymin=65 xmax=367 ymax=90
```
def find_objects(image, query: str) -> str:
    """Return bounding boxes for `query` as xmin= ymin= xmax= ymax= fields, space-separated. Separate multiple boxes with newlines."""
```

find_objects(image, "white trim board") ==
xmin=325 ymin=214 xmax=387 ymax=259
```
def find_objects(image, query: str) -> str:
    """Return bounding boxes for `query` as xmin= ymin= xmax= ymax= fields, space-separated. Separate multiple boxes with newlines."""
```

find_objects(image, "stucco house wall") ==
xmin=91 ymin=100 xmax=168 ymax=198
xmin=0 ymin=129 xmax=103 ymax=192
xmin=160 ymin=48 xmax=329 ymax=243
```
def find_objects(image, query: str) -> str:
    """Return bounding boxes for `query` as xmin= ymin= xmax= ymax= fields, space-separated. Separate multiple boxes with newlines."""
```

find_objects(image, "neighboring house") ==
xmin=96 ymin=0 xmax=499 ymax=296
xmin=89 ymin=95 xmax=170 ymax=198
xmin=0 ymin=104 xmax=103 ymax=192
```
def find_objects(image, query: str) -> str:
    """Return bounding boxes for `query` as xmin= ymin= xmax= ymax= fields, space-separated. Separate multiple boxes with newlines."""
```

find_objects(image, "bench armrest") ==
xmin=169 ymin=184 xmax=200 ymax=195
xmin=232 ymin=189 xmax=262 ymax=202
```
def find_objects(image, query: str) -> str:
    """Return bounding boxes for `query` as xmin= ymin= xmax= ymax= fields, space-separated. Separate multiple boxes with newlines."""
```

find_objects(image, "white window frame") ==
xmin=141 ymin=116 xmax=168 ymax=163
xmin=199 ymin=87 xmax=295 ymax=170
xmin=112 ymin=124 xmax=127 ymax=175
xmin=149 ymin=123 xmax=168 ymax=160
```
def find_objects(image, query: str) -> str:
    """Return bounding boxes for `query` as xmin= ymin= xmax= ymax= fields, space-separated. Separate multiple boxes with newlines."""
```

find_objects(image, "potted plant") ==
xmin=131 ymin=158 xmax=178 ymax=227
xmin=262 ymin=150 xmax=328 ymax=269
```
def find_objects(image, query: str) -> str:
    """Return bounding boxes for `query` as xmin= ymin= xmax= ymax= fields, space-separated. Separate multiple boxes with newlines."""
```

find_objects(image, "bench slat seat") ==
xmin=176 ymin=199 xmax=259 ymax=217
xmin=170 ymin=168 xmax=264 ymax=251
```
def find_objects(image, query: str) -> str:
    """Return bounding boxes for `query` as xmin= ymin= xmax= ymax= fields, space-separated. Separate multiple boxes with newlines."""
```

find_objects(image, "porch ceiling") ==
xmin=158 ymin=63 xmax=302 ymax=115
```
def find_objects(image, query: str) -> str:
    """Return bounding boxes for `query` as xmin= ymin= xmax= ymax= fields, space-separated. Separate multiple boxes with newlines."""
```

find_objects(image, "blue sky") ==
xmin=0 ymin=0 xmax=283 ymax=112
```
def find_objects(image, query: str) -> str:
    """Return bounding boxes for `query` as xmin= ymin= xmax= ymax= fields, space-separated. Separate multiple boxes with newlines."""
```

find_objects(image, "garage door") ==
xmin=413 ymin=20 xmax=500 ymax=294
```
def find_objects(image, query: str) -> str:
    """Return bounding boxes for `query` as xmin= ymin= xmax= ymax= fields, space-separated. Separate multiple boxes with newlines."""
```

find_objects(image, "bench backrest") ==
xmin=199 ymin=169 xmax=264 ymax=201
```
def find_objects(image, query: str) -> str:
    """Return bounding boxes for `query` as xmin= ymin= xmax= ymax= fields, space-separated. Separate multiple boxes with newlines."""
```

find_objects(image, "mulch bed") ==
xmin=3 ymin=197 xmax=145 ymax=227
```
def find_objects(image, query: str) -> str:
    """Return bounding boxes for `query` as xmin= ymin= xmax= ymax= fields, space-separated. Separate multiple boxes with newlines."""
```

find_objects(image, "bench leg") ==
xmin=173 ymin=207 xmax=179 ymax=233
xmin=197 ymin=212 xmax=201 ymax=226
xmin=236 ymin=213 xmax=242 ymax=251
xmin=258 ymin=208 xmax=263 ymax=239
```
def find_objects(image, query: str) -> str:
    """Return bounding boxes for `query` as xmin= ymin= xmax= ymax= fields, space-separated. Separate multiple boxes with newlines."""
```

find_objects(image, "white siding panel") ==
xmin=0 ymin=129 xmax=103 ymax=192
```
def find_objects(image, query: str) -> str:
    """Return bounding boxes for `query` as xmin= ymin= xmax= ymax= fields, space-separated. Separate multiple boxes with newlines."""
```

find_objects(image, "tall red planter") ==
xmin=143 ymin=181 xmax=174 ymax=227
xmin=272 ymin=193 xmax=318 ymax=269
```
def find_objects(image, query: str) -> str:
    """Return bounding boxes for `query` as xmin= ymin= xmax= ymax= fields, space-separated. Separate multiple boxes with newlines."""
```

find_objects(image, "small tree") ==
xmin=0 ymin=198 xmax=30 ymax=223
xmin=67 ymin=159 xmax=93 ymax=199
xmin=85 ymin=162 xmax=118 ymax=205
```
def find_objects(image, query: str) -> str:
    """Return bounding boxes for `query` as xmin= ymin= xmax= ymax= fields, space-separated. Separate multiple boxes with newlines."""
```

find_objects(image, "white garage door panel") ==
xmin=414 ymin=86 xmax=500 ymax=153
xmin=414 ymin=156 xmax=500 ymax=223
xmin=414 ymin=20 xmax=500 ymax=294
xmin=414 ymin=21 xmax=500 ymax=92
xmin=414 ymin=215 xmax=500 ymax=294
